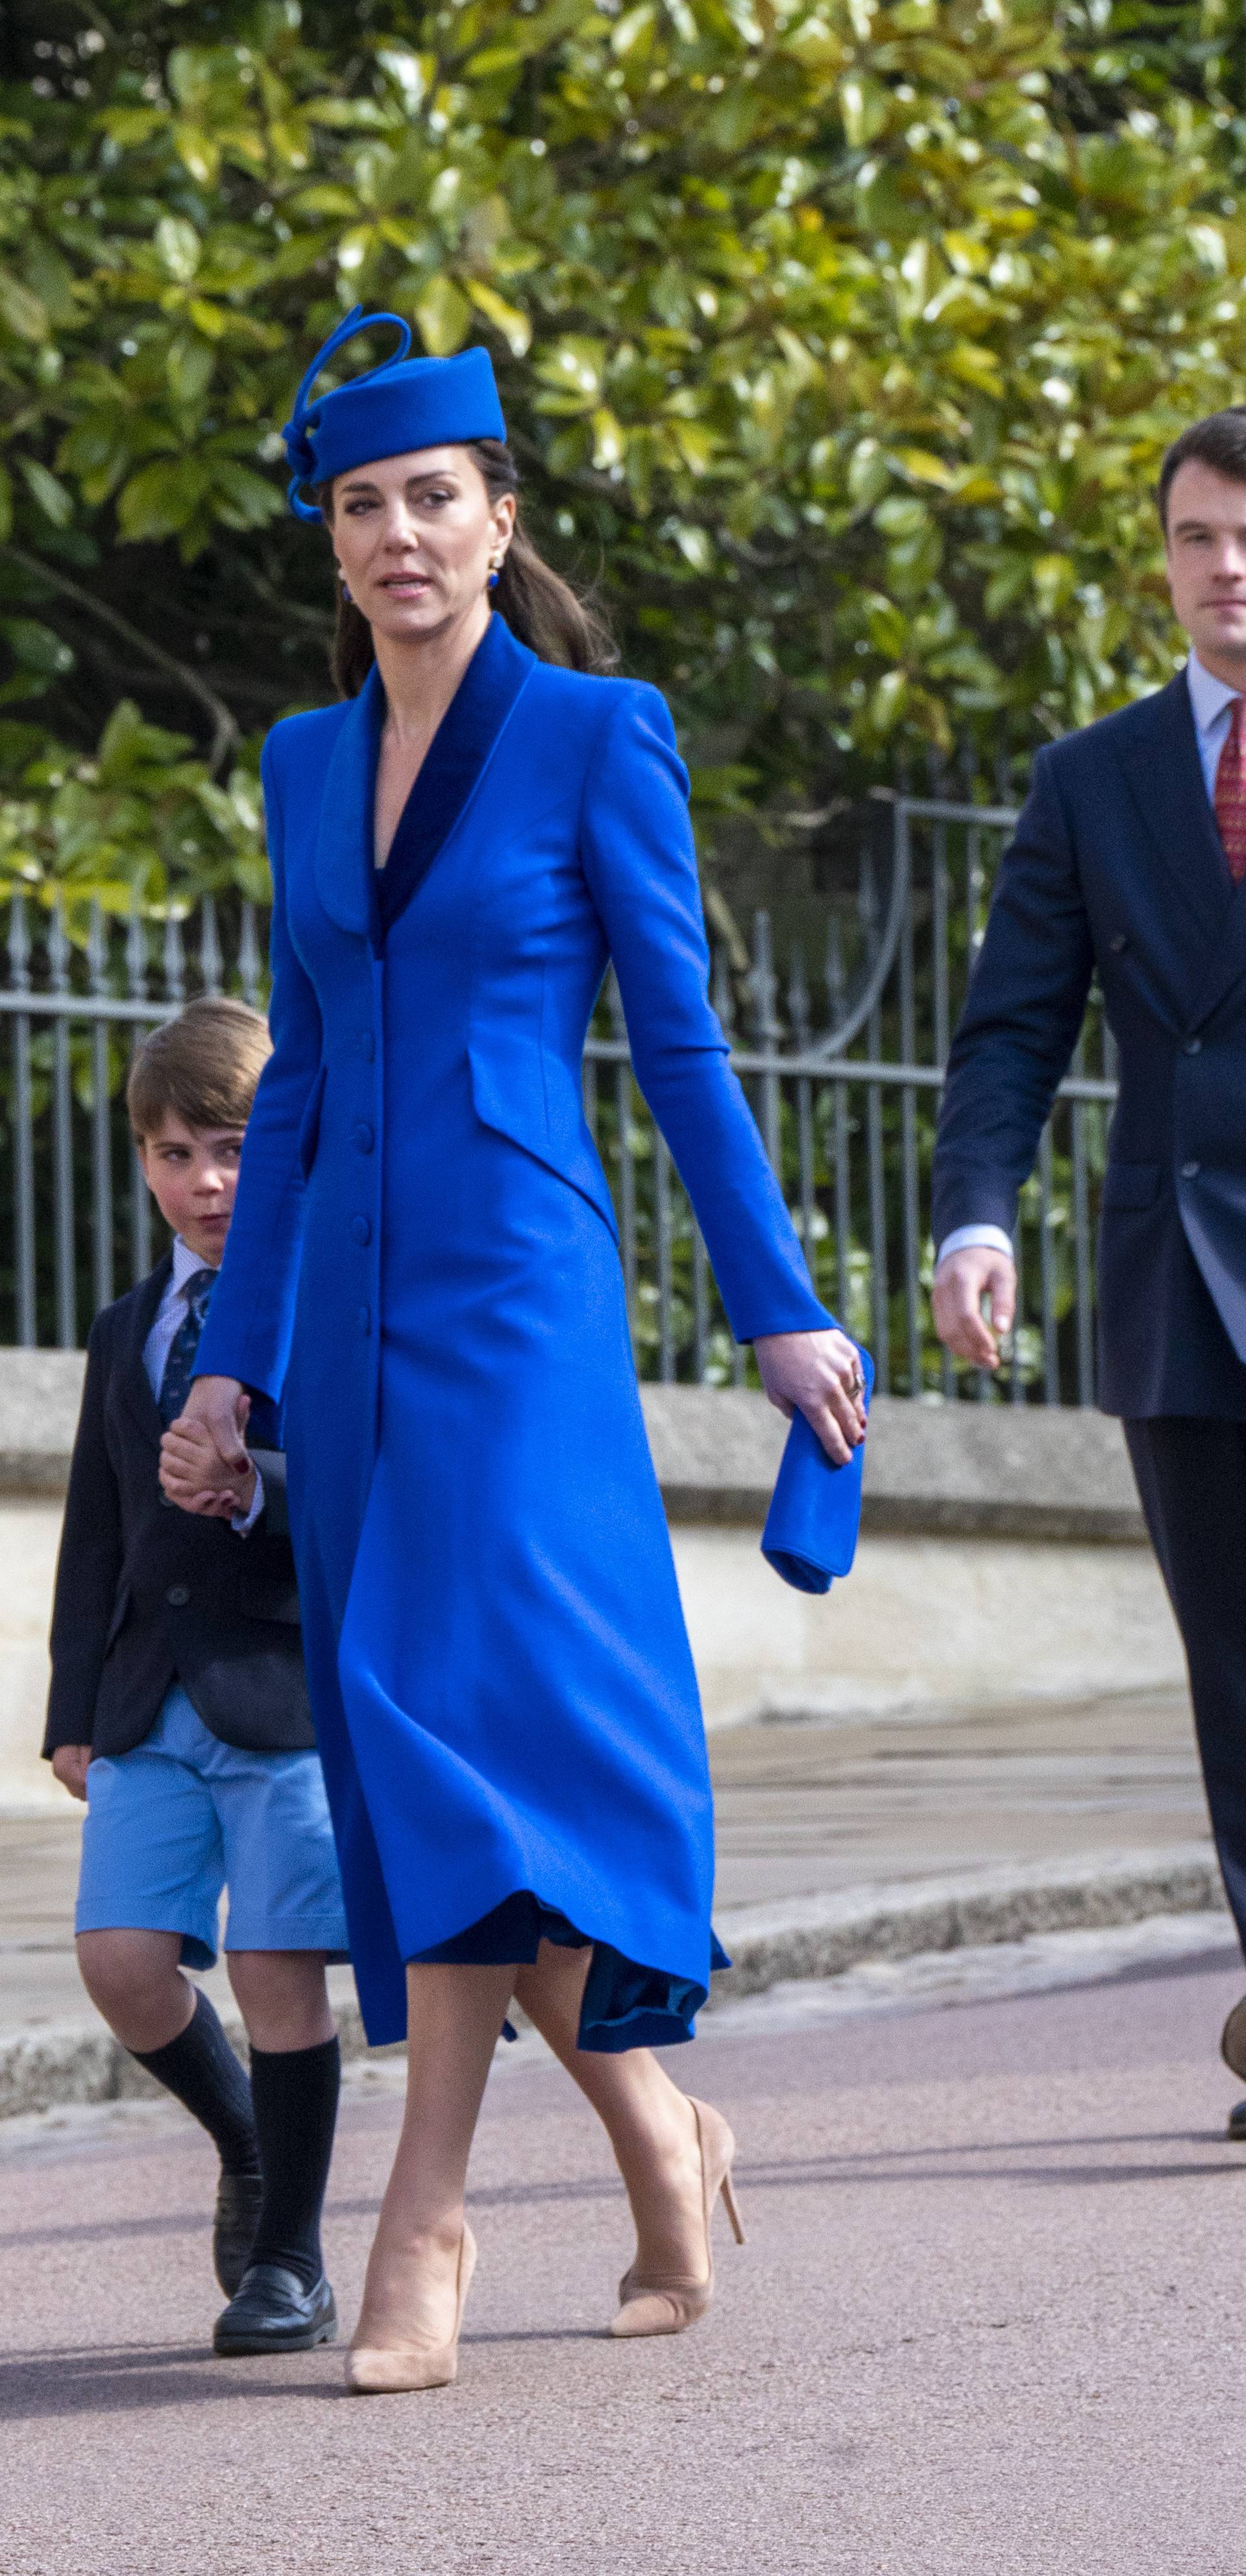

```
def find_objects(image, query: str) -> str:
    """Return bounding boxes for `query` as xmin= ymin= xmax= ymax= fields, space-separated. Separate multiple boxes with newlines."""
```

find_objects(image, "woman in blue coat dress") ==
xmin=175 ymin=310 xmax=868 ymax=2392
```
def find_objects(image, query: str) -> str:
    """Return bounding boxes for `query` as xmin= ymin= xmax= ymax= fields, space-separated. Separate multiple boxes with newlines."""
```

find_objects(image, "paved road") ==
xmin=0 ymin=1688 xmax=1210 ymax=2030
xmin=4 ymin=1950 xmax=1246 ymax=2576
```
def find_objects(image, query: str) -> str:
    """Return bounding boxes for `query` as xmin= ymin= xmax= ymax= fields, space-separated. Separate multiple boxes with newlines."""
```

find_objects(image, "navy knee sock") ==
xmin=247 ymin=2036 xmax=341 ymax=2290
xmin=131 ymin=1987 xmax=260 ymax=2177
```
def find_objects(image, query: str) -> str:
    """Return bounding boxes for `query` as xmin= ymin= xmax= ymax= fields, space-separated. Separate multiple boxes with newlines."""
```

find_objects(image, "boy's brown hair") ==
xmin=127 ymin=995 xmax=271 ymax=1143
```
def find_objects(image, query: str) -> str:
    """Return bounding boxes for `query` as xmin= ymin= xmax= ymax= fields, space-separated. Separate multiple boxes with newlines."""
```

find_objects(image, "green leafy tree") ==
xmin=0 ymin=0 xmax=1244 ymax=918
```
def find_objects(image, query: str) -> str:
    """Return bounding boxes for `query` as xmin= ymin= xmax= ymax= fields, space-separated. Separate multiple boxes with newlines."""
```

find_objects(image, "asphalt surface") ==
xmin=4 ymin=1949 xmax=1246 ymax=2575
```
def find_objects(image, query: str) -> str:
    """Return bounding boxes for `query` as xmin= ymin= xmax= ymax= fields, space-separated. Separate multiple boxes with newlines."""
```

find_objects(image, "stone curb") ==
xmin=0 ymin=1842 xmax=1229 ymax=2120
xmin=711 ymin=1842 xmax=1228 ymax=2000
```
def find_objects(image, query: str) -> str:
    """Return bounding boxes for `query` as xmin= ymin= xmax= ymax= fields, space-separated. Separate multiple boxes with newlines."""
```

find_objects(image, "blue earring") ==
xmin=487 ymin=551 xmax=504 ymax=590
xmin=341 ymin=578 xmax=352 ymax=602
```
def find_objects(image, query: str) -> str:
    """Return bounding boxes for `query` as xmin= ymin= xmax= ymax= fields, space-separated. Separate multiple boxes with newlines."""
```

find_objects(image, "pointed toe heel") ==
xmin=611 ymin=2098 xmax=744 ymax=2342
xmin=346 ymin=2225 xmax=477 ymax=2395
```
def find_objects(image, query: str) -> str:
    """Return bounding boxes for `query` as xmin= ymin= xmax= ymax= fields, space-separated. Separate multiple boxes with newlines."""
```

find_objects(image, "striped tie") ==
xmin=1214 ymin=696 xmax=1246 ymax=884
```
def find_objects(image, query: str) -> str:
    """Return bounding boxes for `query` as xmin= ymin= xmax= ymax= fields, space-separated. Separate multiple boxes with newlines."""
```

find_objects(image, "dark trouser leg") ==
xmin=1124 ymin=1416 xmax=1246 ymax=1956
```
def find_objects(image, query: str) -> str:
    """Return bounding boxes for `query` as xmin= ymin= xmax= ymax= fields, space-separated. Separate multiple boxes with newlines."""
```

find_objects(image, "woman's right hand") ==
xmin=159 ymin=1374 xmax=250 ymax=1510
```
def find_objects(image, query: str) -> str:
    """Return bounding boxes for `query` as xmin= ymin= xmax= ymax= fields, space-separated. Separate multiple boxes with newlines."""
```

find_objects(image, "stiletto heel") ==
xmin=345 ymin=2224 xmax=477 ymax=2394
xmin=720 ymin=2165 xmax=746 ymax=2246
xmin=611 ymin=2096 xmax=743 ymax=2340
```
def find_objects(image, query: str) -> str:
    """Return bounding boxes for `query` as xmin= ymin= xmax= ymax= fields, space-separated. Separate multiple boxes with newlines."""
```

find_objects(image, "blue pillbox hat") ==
xmin=282 ymin=304 xmax=507 ymax=520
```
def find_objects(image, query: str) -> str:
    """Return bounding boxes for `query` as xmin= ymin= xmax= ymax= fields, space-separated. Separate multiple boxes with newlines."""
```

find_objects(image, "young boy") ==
xmin=44 ymin=995 xmax=347 ymax=2359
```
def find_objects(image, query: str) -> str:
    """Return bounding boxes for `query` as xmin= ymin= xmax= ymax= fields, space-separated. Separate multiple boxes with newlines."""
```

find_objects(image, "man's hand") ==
xmin=160 ymin=1398 xmax=256 ymax=1521
xmin=51 ymin=1744 xmax=91 ymax=1802
xmin=931 ymin=1245 xmax=1017 ymax=1370
xmin=754 ymin=1328 xmax=868 ymax=1466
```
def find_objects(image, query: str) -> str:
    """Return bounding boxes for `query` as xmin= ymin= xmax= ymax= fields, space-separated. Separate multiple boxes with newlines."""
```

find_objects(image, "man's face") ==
xmin=1164 ymin=458 xmax=1246 ymax=677
xmin=135 ymin=1112 xmax=244 ymax=1267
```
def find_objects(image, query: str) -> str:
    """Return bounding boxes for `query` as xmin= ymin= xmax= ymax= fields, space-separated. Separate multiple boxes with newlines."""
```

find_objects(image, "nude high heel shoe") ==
xmin=345 ymin=2225 xmax=478 ymax=2394
xmin=611 ymin=2097 xmax=745 ymax=2340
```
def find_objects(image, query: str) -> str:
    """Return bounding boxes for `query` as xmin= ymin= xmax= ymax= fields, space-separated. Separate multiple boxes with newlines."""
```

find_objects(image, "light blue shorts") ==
xmin=76 ymin=1684 xmax=350 ymax=1969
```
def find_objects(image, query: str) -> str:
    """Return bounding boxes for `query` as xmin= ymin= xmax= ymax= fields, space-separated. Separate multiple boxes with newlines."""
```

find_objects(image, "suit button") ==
xmin=1181 ymin=1160 xmax=1201 ymax=1179
xmin=357 ymin=1030 xmax=375 ymax=1062
xmin=1108 ymin=933 xmax=1127 ymax=953
xmin=351 ymin=1215 xmax=372 ymax=1246
xmin=358 ymin=1304 xmax=371 ymax=1335
xmin=353 ymin=1121 xmax=374 ymax=1154
xmin=1184 ymin=1038 xmax=1203 ymax=1055
xmin=165 ymin=1585 xmax=190 ymax=1609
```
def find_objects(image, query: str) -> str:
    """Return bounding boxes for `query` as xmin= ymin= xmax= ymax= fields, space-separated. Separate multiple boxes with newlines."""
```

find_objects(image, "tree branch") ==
xmin=0 ymin=545 xmax=241 ymax=775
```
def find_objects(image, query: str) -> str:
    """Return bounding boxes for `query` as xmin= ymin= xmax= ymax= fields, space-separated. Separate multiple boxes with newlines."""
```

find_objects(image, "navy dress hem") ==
xmin=411 ymin=1889 xmax=731 ymax=2053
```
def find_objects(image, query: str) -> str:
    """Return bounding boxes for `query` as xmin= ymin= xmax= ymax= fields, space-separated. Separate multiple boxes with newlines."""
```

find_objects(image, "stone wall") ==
xmin=0 ymin=1354 xmax=1183 ymax=1809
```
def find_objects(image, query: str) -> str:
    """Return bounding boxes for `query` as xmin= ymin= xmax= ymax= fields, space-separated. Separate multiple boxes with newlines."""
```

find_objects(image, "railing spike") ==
xmin=238 ymin=904 xmax=262 ymax=1009
xmin=198 ymin=895 xmax=223 ymax=996
xmin=163 ymin=912 xmax=186 ymax=1005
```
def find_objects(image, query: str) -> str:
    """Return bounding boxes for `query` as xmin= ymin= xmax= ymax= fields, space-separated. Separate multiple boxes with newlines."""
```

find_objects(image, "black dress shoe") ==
xmin=213 ymin=2171 xmax=264 ymax=2298
xmin=1228 ymin=2098 xmax=1246 ymax=2141
xmin=1222 ymin=1997 xmax=1246 ymax=2084
xmin=213 ymin=2262 xmax=337 ymax=2357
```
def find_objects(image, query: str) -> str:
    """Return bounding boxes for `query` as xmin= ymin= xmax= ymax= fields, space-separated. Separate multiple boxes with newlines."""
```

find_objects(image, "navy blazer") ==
xmin=933 ymin=670 xmax=1246 ymax=1418
xmin=44 ymin=1256 xmax=313 ymax=1759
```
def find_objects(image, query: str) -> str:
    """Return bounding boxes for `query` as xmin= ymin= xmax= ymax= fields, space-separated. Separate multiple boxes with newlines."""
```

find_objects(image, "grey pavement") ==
xmin=4 ymin=1950 xmax=1246 ymax=2575
xmin=0 ymin=1686 xmax=1217 ymax=2044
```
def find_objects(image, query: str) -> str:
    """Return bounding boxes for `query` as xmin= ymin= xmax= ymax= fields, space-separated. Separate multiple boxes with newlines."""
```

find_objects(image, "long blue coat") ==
xmin=197 ymin=615 xmax=832 ymax=2048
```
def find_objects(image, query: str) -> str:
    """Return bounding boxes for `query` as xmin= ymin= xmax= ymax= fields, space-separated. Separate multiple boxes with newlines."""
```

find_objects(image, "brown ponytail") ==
xmin=317 ymin=441 xmax=616 ymax=697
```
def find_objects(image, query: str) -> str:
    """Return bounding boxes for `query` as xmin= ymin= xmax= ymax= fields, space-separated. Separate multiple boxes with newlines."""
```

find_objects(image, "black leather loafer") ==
xmin=213 ymin=2171 xmax=264 ymax=2298
xmin=1228 ymin=2098 xmax=1246 ymax=2141
xmin=213 ymin=2261 xmax=337 ymax=2357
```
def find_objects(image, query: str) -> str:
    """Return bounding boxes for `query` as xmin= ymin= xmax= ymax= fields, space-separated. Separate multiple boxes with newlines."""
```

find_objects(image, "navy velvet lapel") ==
xmin=313 ymin=666 xmax=385 ymax=936
xmin=1111 ymin=671 xmax=1234 ymax=950
xmin=119 ymin=1252 xmax=174 ymax=1453
xmin=373 ymin=615 xmax=534 ymax=947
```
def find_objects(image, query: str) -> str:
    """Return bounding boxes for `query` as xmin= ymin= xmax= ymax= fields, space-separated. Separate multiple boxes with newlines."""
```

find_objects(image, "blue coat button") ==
xmin=354 ymin=1121 xmax=375 ymax=1154
xmin=358 ymin=1305 xmax=371 ymax=1335
xmin=351 ymin=1215 xmax=372 ymax=1246
xmin=1181 ymin=1160 xmax=1201 ymax=1178
xmin=1184 ymin=1038 xmax=1202 ymax=1055
xmin=165 ymin=1585 xmax=190 ymax=1608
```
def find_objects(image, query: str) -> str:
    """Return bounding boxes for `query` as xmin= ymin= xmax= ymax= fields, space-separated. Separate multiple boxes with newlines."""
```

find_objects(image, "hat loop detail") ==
xmin=283 ymin=302 xmax=413 ymax=520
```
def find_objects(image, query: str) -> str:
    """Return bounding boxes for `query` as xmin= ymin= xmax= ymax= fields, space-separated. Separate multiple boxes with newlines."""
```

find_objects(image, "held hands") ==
xmin=754 ymin=1328 xmax=868 ymax=1466
xmin=51 ymin=1745 xmax=91 ymax=1802
xmin=931 ymin=1245 xmax=1016 ymax=1371
xmin=159 ymin=1376 xmax=255 ymax=1520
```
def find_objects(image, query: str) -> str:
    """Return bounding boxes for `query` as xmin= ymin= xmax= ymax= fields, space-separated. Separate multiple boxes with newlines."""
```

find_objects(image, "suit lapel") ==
xmin=118 ymin=1253 xmax=175 ymax=1454
xmin=1109 ymin=672 xmax=1234 ymax=951
xmin=312 ymin=662 xmax=385 ymax=936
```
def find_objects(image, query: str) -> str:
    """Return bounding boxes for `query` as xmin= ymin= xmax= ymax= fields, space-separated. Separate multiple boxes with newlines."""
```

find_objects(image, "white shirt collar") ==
xmin=1187 ymin=648 xmax=1242 ymax=735
xmin=169 ymin=1234 xmax=218 ymax=1293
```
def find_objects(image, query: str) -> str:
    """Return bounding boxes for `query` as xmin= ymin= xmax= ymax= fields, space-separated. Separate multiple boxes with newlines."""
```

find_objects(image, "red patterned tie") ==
xmin=1214 ymin=696 xmax=1246 ymax=883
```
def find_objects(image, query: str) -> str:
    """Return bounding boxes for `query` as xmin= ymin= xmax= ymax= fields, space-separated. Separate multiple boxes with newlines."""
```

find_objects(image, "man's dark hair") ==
xmin=1158 ymin=407 xmax=1246 ymax=531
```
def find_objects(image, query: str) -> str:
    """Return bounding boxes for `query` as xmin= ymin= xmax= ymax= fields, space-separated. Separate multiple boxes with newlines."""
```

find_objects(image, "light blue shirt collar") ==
xmin=170 ymin=1233 xmax=216 ymax=1291
xmin=1186 ymin=652 xmax=1242 ymax=804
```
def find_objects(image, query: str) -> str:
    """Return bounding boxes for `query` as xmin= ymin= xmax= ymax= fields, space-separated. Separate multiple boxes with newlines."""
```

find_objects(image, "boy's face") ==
xmin=136 ymin=1112 xmax=245 ymax=1268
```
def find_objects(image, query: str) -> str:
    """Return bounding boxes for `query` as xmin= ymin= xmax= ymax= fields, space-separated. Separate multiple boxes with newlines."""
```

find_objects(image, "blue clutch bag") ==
xmin=760 ymin=1348 xmax=873 ymax=1594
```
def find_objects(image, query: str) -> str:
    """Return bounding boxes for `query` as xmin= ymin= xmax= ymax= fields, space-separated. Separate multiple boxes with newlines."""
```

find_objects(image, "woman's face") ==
xmin=328 ymin=445 xmax=515 ymax=646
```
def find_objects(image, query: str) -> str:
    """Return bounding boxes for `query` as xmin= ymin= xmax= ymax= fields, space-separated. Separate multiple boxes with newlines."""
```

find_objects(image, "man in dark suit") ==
xmin=931 ymin=409 xmax=1246 ymax=2127
xmin=45 ymin=997 xmax=345 ymax=2348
